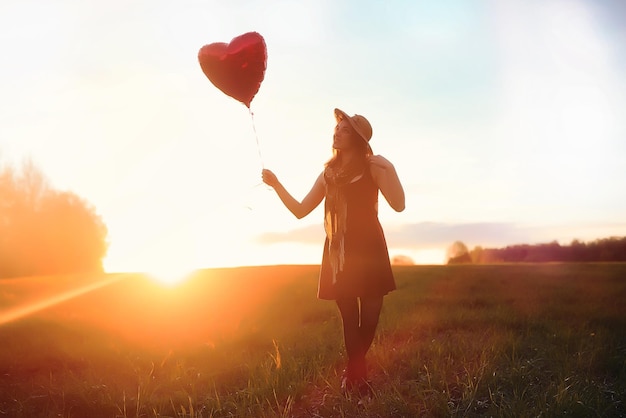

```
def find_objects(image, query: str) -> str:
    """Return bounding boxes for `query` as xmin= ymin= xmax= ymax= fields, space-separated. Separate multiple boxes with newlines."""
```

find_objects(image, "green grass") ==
xmin=0 ymin=263 xmax=624 ymax=417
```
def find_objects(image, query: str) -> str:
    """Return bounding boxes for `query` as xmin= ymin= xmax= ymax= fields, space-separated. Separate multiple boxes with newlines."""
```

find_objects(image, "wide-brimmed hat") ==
xmin=334 ymin=108 xmax=373 ymax=151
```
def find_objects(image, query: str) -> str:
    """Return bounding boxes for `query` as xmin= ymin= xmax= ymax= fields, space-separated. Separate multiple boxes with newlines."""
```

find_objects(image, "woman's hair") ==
xmin=325 ymin=124 xmax=371 ymax=170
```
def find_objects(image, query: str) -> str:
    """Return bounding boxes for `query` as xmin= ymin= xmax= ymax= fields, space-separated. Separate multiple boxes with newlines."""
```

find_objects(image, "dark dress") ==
xmin=318 ymin=169 xmax=396 ymax=300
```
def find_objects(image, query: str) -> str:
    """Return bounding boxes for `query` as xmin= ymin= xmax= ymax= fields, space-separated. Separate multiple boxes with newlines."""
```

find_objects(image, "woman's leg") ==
xmin=336 ymin=295 xmax=384 ymax=384
xmin=336 ymin=297 xmax=360 ymax=360
xmin=358 ymin=295 xmax=384 ymax=356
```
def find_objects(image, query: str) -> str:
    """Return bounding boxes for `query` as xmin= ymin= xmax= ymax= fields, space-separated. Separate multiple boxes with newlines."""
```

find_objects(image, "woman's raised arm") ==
xmin=262 ymin=169 xmax=325 ymax=219
xmin=368 ymin=155 xmax=405 ymax=212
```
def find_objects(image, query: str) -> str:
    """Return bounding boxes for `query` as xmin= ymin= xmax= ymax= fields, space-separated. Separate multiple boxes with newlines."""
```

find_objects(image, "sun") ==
xmin=145 ymin=264 xmax=196 ymax=286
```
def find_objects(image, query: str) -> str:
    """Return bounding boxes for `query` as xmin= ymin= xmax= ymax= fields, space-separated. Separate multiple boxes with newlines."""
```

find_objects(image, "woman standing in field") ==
xmin=262 ymin=108 xmax=405 ymax=394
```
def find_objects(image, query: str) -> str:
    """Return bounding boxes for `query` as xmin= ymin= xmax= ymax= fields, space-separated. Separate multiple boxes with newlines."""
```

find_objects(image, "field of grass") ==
xmin=0 ymin=263 xmax=624 ymax=417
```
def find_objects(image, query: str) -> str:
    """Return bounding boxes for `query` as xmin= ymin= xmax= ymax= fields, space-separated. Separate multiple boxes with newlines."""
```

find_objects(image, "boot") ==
xmin=341 ymin=356 xmax=368 ymax=394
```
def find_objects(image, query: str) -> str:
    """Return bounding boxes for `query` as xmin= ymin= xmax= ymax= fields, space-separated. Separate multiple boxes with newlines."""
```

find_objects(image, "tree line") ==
xmin=0 ymin=158 xmax=108 ymax=279
xmin=448 ymin=237 xmax=626 ymax=264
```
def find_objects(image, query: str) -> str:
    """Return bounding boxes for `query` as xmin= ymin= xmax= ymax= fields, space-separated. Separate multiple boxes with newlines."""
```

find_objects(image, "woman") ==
xmin=262 ymin=108 xmax=405 ymax=393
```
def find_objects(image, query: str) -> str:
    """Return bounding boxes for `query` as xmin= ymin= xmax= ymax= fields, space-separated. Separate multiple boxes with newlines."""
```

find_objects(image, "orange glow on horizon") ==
xmin=145 ymin=266 xmax=196 ymax=286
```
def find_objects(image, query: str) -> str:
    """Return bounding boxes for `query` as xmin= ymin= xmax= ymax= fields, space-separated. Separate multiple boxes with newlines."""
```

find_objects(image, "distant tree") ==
xmin=446 ymin=241 xmax=471 ymax=264
xmin=448 ymin=252 xmax=472 ymax=264
xmin=469 ymin=237 xmax=626 ymax=264
xmin=525 ymin=241 xmax=561 ymax=262
xmin=593 ymin=236 xmax=626 ymax=262
xmin=391 ymin=255 xmax=415 ymax=265
xmin=569 ymin=239 xmax=587 ymax=262
xmin=0 ymin=158 xmax=108 ymax=278
xmin=469 ymin=246 xmax=484 ymax=263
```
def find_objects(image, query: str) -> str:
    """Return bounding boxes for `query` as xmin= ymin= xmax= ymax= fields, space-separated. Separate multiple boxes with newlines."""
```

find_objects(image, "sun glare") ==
xmin=146 ymin=265 xmax=196 ymax=286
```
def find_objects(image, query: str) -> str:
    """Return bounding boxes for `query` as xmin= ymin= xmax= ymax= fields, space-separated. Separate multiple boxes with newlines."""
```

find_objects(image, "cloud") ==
xmin=254 ymin=221 xmax=528 ymax=247
xmin=391 ymin=222 xmax=626 ymax=248
xmin=255 ymin=221 xmax=626 ymax=250
xmin=386 ymin=222 xmax=528 ymax=247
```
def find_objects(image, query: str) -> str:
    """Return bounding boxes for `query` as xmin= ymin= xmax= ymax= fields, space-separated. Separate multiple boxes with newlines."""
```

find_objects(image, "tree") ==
xmin=446 ymin=241 xmax=472 ymax=264
xmin=0 ymin=158 xmax=108 ymax=278
xmin=467 ymin=237 xmax=626 ymax=263
xmin=391 ymin=255 xmax=415 ymax=265
xmin=469 ymin=245 xmax=484 ymax=263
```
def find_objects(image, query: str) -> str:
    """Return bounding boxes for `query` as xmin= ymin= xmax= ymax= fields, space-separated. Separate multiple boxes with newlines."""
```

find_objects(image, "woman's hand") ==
xmin=262 ymin=169 xmax=280 ymax=188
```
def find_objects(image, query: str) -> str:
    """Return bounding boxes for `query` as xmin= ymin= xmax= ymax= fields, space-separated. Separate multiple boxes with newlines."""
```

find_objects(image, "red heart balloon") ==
xmin=198 ymin=32 xmax=267 ymax=108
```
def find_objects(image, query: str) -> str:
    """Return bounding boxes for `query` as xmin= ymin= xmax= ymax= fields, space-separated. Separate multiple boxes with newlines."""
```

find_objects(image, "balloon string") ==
xmin=248 ymin=108 xmax=264 ymax=169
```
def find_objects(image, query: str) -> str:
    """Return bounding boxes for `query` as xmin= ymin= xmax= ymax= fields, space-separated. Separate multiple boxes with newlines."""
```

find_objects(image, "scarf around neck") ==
xmin=323 ymin=159 xmax=366 ymax=284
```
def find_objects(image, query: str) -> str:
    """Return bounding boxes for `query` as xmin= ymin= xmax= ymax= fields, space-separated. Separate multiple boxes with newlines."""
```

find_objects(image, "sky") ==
xmin=1 ymin=0 xmax=625 ymax=275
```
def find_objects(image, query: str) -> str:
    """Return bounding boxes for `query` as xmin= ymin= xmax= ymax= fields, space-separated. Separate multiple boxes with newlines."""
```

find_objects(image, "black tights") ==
xmin=336 ymin=296 xmax=384 ymax=380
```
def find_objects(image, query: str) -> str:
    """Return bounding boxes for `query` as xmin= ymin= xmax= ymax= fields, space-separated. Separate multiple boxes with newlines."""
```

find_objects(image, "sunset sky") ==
xmin=1 ymin=0 xmax=625 ymax=275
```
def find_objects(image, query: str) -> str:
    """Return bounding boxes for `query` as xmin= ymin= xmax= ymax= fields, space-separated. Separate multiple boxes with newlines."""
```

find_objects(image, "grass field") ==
xmin=0 ymin=263 xmax=624 ymax=417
